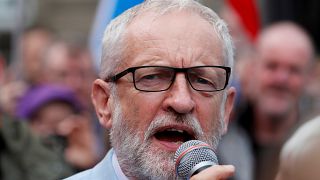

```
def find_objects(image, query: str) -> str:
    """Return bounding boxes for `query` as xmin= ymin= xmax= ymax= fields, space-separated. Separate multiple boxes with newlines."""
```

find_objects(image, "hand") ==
xmin=56 ymin=115 xmax=99 ymax=169
xmin=190 ymin=165 xmax=235 ymax=180
xmin=0 ymin=81 xmax=28 ymax=116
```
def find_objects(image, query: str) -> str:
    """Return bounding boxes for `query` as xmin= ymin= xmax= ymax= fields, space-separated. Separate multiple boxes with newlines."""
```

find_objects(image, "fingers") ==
xmin=57 ymin=115 xmax=98 ymax=168
xmin=55 ymin=115 xmax=89 ymax=136
xmin=0 ymin=81 xmax=28 ymax=115
xmin=55 ymin=116 xmax=78 ymax=136
xmin=190 ymin=165 xmax=235 ymax=180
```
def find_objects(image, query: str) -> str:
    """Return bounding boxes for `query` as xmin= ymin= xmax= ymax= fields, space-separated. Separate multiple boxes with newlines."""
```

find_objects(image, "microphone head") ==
xmin=174 ymin=140 xmax=218 ymax=179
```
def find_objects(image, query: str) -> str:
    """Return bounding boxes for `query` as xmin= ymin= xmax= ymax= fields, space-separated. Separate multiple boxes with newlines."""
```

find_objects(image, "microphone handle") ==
xmin=189 ymin=161 xmax=215 ymax=178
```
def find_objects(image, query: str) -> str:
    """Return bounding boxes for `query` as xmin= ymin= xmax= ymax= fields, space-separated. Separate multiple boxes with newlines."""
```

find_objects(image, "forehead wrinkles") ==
xmin=124 ymin=11 xmax=223 ymax=66
xmin=127 ymin=10 xmax=220 ymax=45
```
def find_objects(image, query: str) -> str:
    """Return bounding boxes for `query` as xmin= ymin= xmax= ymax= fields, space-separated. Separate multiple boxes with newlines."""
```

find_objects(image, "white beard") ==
xmin=109 ymin=89 xmax=225 ymax=179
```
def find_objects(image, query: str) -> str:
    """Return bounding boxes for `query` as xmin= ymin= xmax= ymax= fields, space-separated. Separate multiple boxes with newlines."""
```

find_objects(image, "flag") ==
xmin=227 ymin=0 xmax=260 ymax=42
xmin=89 ymin=0 xmax=144 ymax=70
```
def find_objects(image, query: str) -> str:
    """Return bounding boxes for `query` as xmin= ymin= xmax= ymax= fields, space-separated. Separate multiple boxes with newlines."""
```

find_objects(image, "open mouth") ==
xmin=153 ymin=126 xmax=195 ymax=150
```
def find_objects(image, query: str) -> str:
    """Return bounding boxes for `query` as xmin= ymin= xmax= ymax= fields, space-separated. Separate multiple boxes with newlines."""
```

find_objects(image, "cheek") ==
xmin=252 ymin=67 xmax=269 ymax=90
xmin=120 ymin=92 xmax=164 ymax=132
xmin=196 ymin=95 xmax=222 ymax=133
xmin=260 ymin=70 xmax=273 ymax=84
xmin=292 ymin=74 xmax=304 ymax=84
xmin=289 ymin=76 xmax=304 ymax=94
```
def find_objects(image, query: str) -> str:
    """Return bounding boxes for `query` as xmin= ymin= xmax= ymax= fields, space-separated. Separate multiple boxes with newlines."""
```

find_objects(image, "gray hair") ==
xmin=100 ymin=0 xmax=234 ymax=82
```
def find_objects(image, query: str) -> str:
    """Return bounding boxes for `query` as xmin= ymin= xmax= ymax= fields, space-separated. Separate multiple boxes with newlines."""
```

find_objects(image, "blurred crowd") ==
xmin=217 ymin=5 xmax=320 ymax=180
xmin=0 ymin=26 xmax=109 ymax=179
xmin=0 ymin=2 xmax=320 ymax=180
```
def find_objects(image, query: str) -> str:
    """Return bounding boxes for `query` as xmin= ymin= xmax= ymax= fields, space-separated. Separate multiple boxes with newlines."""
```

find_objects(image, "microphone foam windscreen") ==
xmin=174 ymin=140 xmax=218 ymax=179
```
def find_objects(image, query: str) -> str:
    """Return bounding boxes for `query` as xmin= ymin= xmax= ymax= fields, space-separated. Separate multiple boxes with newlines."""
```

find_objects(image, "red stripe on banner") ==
xmin=227 ymin=0 xmax=260 ymax=42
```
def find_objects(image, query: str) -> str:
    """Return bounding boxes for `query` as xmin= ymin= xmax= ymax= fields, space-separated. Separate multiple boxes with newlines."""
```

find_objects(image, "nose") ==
xmin=274 ymin=68 xmax=290 ymax=83
xmin=162 ymin=73 xmax=195 ymax=114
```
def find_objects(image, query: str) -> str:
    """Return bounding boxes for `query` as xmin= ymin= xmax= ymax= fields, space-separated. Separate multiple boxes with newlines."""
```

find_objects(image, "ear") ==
xmin=91 ymin=79 xmax=113 ymax=129
xmin=222 ymin=87 xmax=236 ymax=134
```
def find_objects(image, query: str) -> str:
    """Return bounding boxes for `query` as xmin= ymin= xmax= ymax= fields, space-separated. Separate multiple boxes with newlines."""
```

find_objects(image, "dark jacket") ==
xmin=0 ymin=114 xmax=74 ymax=180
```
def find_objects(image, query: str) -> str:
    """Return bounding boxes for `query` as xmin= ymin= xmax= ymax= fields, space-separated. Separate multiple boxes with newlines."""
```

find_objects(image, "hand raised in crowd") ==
xmin=0 ymin=81 xmax=28 ymax=116
xmin=56 ymin=114 xmax=99 ymax=169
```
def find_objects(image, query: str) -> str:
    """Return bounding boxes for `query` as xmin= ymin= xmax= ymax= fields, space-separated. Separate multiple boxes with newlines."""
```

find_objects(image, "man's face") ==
xmin=22 ymin=31 xmax=52 ymax=83
xmin=44 ymin=46 xmax=70 ymax=84
xmin=44 ymin=47 xmax=89 ymax=106
xmin=31 ymin=102 xmax=75 ymax=137
xmin=253 ymin=36 xmax=310 ymax=117
xmin=94 ymin=11 xmax=235 ymax=179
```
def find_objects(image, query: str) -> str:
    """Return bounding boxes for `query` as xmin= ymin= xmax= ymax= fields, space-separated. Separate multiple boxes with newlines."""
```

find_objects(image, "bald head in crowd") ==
xmin=252 ymin=22 xmax=314 ymax=121
xmin=276 ymin=116 xmax=320 ymax=180
xmin=217 ymin=21 xmax=315 ymax=180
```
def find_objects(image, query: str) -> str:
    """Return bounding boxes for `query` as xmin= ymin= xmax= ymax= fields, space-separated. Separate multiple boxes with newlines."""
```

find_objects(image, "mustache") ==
xmin=144 ymin=112 xmax=204 ymax=142
xmin=267 ymin=83 xmax=290 ymax=93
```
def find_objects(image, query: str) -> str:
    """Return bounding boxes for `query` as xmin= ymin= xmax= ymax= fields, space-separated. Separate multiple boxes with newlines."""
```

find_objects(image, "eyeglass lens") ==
xmin=133 ymin=66 xmax=227 ymax=92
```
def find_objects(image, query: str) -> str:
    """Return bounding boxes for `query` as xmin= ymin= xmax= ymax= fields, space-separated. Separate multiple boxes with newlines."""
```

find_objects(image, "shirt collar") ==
xmin=112 ymin=152 xmax=130 ymax=180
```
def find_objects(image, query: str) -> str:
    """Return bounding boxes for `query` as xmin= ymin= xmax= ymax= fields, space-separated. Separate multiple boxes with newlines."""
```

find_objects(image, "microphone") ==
xmin=174 ymin=140 xmax=218 ymax=179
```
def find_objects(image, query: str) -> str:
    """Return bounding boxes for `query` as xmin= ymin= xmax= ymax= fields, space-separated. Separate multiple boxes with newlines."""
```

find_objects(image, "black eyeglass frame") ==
xmin=105 ymin=65 xmax=231 ymax=92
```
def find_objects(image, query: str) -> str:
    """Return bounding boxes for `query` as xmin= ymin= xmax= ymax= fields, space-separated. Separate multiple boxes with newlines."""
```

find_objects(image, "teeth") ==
xmin=166 ymin=128 xmax=184 ymax=133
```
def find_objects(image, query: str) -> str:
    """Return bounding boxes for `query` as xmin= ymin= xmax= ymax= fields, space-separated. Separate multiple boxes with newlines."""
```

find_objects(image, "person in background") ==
xmin=0 ymin=26 xmax=53 ymax=116
xmin=218 ymin=21 xmax=315 ymax=180
xmin=18 ymin=26 xmax=54 ymax=85
xmin=15 ymin=85 xmax=99 ymax=171
xmin=39 ymin=42 xmax=93 ymax=107
xmin=66 ymin=0 xmax=236 ymax=179
xmin=0 ymin=113 xmax=75 ymax=180
xmin=276 ymin=115 xmax=320 ymax=180
xmin=16 ymin=85 xmax=82 ymax=137
xmin=39 ymin=40 xmax=108 ymax=155
xmin=1 ymin=53 xmax=73 ymax=180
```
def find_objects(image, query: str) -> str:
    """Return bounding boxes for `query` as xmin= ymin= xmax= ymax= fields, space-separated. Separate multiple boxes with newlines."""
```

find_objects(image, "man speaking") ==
xmin=66 ymin=0 xmax=236 ymax=179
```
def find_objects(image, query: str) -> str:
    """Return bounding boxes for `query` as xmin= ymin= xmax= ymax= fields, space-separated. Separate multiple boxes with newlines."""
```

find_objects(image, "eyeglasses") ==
xmin=106 ymin=66 xmax=231 ymax=92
